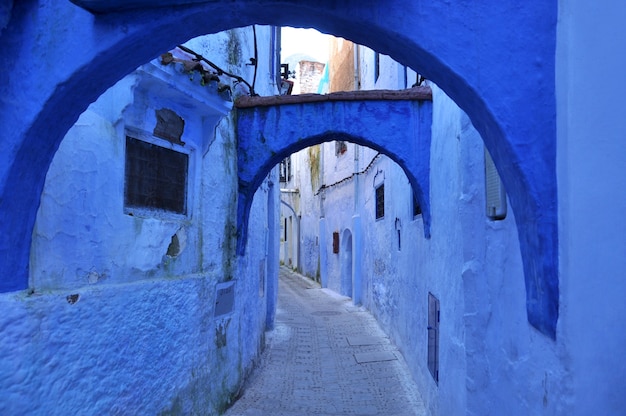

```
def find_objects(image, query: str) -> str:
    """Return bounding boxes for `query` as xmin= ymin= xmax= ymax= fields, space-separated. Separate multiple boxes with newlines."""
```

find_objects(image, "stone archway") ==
xmin=0 ymin=0 xmax=557 ymax=336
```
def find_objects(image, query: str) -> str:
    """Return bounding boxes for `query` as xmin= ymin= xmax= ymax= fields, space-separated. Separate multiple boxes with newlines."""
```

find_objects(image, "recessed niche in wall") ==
xmin=153 ymin=108 xmax=185 ymax=145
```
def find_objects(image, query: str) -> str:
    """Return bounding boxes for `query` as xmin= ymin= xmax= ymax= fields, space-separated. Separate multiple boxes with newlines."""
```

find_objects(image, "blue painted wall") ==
xmin=0 ymin=29 xmax=280 ymax=415
xmin=3 ymin=1 xmax=626 ymax=414
xmin=0 ymin=1 xmax=559 ymax=340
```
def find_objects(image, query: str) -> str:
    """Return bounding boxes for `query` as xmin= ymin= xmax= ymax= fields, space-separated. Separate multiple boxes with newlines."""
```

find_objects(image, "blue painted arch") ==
xmin=236 ymin=98 xmax=433 ymax=257
xmin=0 ymin=0 xmax=557 ymax=337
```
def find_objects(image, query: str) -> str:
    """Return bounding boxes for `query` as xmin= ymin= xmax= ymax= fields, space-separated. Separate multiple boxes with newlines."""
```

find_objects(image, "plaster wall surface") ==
xmin=5 ymin=1 xmax=626 ymax=414
xmin=0 ymin=28 xmax=279 ymax=415
xmin=0 ymin=0 xmax=560 ymax=342
xmin=310 ymin=45 xmax=569 ymax=414
xmin=293 ymin=146 xmax=322 ymax=280
xmin=557 ymin=2 xmax=626 ymax=413
xmin=328 ymin=37 xmax=355 ymax=92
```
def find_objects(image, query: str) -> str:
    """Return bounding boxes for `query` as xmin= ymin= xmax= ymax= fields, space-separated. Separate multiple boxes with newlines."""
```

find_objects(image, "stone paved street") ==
xmin=223 ymin=267 xmax=427 ymax=416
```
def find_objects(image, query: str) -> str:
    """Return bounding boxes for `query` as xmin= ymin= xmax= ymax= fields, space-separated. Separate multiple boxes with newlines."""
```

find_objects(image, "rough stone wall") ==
xmin=298 ymin=60 xmax=326 ymax=94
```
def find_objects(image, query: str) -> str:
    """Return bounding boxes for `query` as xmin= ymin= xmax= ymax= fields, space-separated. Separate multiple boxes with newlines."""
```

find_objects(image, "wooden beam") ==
xmin=235 ymin=86 xmax=432 ymax=108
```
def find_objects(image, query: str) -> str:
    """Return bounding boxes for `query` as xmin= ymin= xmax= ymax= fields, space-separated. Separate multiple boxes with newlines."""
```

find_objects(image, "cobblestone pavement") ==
xmin=223 ymin=267 xmax=427 ymax=416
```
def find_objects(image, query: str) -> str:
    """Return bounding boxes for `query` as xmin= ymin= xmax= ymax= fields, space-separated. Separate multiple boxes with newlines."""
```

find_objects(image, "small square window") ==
xmin=375 ymin=184 xmax=385 ymax=219
xmin=124 ymin=136 xmax=188 ymax=215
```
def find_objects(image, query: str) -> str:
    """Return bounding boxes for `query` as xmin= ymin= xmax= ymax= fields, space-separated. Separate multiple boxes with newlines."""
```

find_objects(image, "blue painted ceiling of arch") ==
xmin=0 ymin=0 xmax=557 ymax=337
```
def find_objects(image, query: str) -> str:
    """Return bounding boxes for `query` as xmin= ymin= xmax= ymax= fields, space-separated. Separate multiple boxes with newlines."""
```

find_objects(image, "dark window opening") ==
xmin=485 ymin=147 xmax=507 ymax=220
xmin=335 ymin=140 xmax=347 ymax=156
xmin=279 ymin=157 xmax=292 ymax=182
xmin=427 ymin=292 xmax=440 ymax=384
xmin=284 ymin=218 xmax=288 ymax=241
xmin=124 ymin=136 xmax=188 ymax=214
xmin=375 ymin=184 xmax=385 ymax=219
xmin=333 ymin=231 xmax=339 ymax=254
xmin=413 ymin=191 xmax=422 ymax=217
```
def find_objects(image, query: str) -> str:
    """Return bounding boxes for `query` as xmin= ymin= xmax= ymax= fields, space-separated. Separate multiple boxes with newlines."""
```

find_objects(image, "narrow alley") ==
xmin=224 ymin=267 xmax=427 ymax=416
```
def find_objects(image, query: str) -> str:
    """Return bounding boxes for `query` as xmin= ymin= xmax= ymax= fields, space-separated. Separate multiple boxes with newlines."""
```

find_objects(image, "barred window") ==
xmin=427 ymin=292 xmax=440 ymax=384
xmin=375 ymin=184 xmax=385 ymax=219
xmin=124 ymin=136 xmax=188 ymax=215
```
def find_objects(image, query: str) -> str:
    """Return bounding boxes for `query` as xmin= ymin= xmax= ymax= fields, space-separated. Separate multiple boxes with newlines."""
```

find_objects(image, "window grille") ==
xmin=485 ymin=148 xmax=507 ymax=220
xmin=279 ymin=157 xmax=291 ymax=182
xmin=427 ymin=292 xmax=440 ymax=384
xmin=375 ymin=184 xmax=385 ymax=219
xmin=124 ymin=136 xmax=188 ymax=215
xmin=413 ymin=190 xmax=422 ymax=217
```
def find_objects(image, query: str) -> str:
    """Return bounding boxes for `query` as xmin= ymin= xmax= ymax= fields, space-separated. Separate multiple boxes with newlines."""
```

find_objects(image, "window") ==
xmin=333 ymin=231 xmax=340 ymax=254
xmin=279 ymin=157 xmax=291 ymax=182
xmin=375 ymin=184 xmax=385 ymax=219
xmin=427 ymin=292 xmax=440 ymax=384
xmin=335 ymin=140 xmax=347 ymax=156
xmin=124 ymin=136 xmax=188 ymax=215
xmin=484 ymin=148 xmax=507 ymax=220
xmin=284 ymin=218 xmax=288 ymax=241
xmin=412 ymin=190 xmax=422 ymax=217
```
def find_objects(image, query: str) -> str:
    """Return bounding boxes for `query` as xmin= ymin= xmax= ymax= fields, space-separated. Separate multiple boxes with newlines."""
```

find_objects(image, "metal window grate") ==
xmin=427 ymin=292 xmax=440 ymax=384
xmin=124 ymin=136 xmax=188 ymax=214
xmin=484 ymin=148 xmax=507 ymax=220
xmin=375 ymin=184 xmax=385 ymax=219
xmin=279 ymin=157 xmax=291 ymax=182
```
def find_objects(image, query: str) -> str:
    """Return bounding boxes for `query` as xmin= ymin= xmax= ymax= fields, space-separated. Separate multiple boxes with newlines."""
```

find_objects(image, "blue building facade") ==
xmin=1 ymin=1 xmax=625 ymax=415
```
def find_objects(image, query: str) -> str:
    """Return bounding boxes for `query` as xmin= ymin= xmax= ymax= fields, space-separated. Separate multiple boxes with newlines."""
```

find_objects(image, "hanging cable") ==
xmin=251 ymin=25 xmax=259 ymax=94
xmin=176 ymin=44 xmax=256 ymax=96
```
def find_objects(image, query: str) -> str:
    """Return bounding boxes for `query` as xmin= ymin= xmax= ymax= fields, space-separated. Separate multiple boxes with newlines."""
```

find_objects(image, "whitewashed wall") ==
xmin=311 ymin=44 xmax=572 ymax=415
